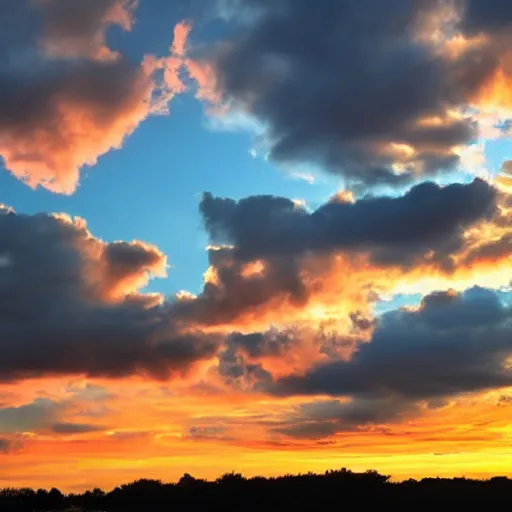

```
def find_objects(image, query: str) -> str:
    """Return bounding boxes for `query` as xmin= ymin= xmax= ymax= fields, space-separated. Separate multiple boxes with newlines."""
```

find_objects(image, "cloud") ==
xmin=460 ymin=0 xmax=512 ymax=35
xmin=450 ymin=1 xmax=512 ymax=114
xmin=201 ymin=179 xmax=497 ymax=268
xmin=273 ymin=398 xmax=414 ymax=439
xmin=211 ymin=325 xmax=365 ymax=392
xmin=171 ymin=245 xmax=312 ymax=330
xmin=186 ymin=425 xmax=231 ymax=441
xmin=171 ymin=20 xmax=192 ymax=56
xmin=168 ymin=179 xmax=512 ymax=333
xmin=228 ymin=331 xmax=293 ymax=358
xmin=0 ymin=399 xmax=60 ymax=434
xmin=190 ymin=0 xmax=512 ymax=186
xmin=0 ymin=2 xmax=191 ymax=193
xmin=0 ymin=438 xmax=12 ymax=453
xmin=217 ymin=339 xmax=274 ymax=391
xmin=51 ymin=423 xmax=105 ymax=434
xmin=0 ymin=206 xmax=219 ymax=381
xmin=272 ymin=287 xmax=512 ymax=435
xmin=0 ymin=391 xmax=105 ymax=436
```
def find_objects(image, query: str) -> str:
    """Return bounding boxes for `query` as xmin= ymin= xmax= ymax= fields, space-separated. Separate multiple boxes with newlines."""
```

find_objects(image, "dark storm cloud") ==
xmin=0 ymin=207 xmax=219 ymax=382
xmin=201 ymin=179 xmax=497 ymax=267
xmin=203 ymin=0 xmax=488 ymax=186
xmin=271 ymin=287 xmax=512 ymax=436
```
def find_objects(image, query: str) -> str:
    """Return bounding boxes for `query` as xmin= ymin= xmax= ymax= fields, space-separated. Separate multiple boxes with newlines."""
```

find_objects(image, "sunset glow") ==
xmin=1 ymin=0 xmax=512 ymax=493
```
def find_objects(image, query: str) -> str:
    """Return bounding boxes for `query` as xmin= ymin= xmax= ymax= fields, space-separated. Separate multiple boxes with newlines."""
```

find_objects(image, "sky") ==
xmin=1 ymin=0 xmax=512 ymax=492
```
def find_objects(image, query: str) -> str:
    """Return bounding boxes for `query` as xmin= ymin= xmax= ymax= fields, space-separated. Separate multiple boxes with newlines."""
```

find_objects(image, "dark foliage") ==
xmin=1 ymin=468 xmax=512 ymax=511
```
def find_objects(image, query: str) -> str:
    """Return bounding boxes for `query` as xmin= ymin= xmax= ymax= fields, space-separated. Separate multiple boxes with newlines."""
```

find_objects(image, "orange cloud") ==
xmin=472 ymin=65 xmax=512 ymax=113
xmin=175 ymin=223 xmax=512 ymax=338
xmin=0 ymin=3 xmax=195 ymax=194
xmin=0 ymin=62 xmax=155 ymax=194
xmin=185 ymin=59 xmax=221 ymax=103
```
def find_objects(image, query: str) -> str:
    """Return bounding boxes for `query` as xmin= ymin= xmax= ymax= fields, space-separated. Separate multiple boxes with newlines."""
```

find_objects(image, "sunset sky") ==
xmin=1 ymin=0 xmax=512 ymax=492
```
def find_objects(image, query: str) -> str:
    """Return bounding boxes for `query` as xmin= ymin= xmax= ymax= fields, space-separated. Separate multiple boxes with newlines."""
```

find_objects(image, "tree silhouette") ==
xmin=0 ymin=468 xmax=511 ymax=511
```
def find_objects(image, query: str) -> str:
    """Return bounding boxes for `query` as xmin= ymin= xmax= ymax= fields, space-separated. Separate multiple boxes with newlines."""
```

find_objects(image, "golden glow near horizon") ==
xmin=1 ymin=377 xmax=511 ymax=491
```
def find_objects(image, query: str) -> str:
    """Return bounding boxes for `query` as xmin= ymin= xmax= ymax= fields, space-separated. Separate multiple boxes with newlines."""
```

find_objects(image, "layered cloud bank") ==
xmin=1 ymin=170 xmax=511 ymax=395
xmin=272 ymin=287 xmax=512 ymax=436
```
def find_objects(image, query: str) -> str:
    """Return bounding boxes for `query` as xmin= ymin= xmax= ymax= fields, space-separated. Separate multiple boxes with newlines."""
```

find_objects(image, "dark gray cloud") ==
xmin=174 ymin=179 xmax=497 ymax=329
xmin=217 ymin=338 xmax=273 ymax=391
xmin=273 ymin=397 xmax=414 ymax=439
xmin=0 ymin=207 xmax=219 ymax=381
xmin=201 ymin=179 xmax=497 ymax=268
xmin=172 ymin=246 xmax=308 ymax=326
xmin=228 ymin=330 xmax=293 ymax=358
xmin=51 ymin=422 xmax=105 ymax=434
xmin=272 ymin=287 xmax=512 ymax=435
xmin=461 ymin=0 xmax=512 ymax=34
xmin=201 ymin=0 xmax=499 ymax=186
xmin=0 ymin=393 xmax=105 ymax=435
xmin=0 ymin=399 xmax=60 ymax=434
xmin=273 ymin=419 xmax=341 ymax=440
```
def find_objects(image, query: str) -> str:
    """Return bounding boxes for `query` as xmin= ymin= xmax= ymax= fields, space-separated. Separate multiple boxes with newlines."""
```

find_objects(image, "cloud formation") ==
xmin=38 ymin=0 xmax=137 ymax=60
xmin=201 ymin=179 xmax=497 ymax=268
xmin=273 ymin=398 xmax=412 ymax=439
xmin=193 ymin=0 xmax=512 ymax=186
xmin=0 ymin=206 xmax=219 ymax=381
xmin=215 ymin=326 xmax=362 ymax=392
xmin=0 ymin=399 xmax=60 ymax=434
xmin=0 ymin=1 xmax=191 ymax=193
xmin=461 ymin=0 xmax=512 ymax=36
xmin=178 ymin=178 xmax=511 ymax=333
xmin=173 ymin=246 xmax=310 ymax=329
xmin=272 ymin=287 xmax=512 ymax=436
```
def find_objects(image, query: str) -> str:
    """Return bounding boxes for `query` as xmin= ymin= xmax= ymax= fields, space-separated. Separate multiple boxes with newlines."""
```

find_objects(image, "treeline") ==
xmin=1 ymin=468 xmax=512 ymax=511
